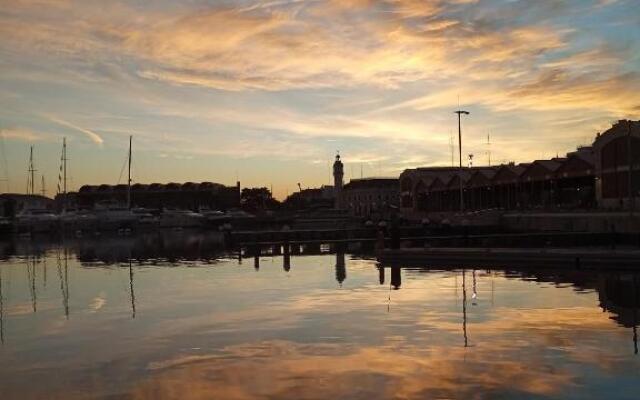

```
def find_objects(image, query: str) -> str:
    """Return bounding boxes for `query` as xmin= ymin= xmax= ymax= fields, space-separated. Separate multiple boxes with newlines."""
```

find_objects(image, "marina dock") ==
xmin=378 ymin=247 xmax=640 ymax=269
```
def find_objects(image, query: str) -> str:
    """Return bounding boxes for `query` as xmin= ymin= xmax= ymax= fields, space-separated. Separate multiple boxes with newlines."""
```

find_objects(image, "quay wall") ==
xmin=501 ymin=213 xmax=640 ymax=233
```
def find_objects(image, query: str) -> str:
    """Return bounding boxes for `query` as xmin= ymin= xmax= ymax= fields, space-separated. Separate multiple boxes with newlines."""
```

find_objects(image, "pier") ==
xmin=378 ymin=247 xmax=640 ymax=270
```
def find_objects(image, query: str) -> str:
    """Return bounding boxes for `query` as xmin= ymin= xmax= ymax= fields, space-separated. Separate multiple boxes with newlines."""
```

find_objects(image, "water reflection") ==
xmin=129 ymin=258 xmax=136 ymax=319
xmin=0 ymin=268 xmax=4 ymax=344
xmin=26 ymin=256 xmax=37 ymax=312
xmin=0 ymin=230 xmax=228 ymax=264
xmin=56 ymin=249 xmax=70 ymax=319
xmin=0 ymin=233 xmax=639 ymax=399
xmin=462 ymin=269 xmax=469 ymax=347
xmin=283 ymin=244 xmax=290 ymax=272
xmin=390 ymin=266 xmax=401 ymax=289
xmin=335 ymin=248 xmax=346 ymax=286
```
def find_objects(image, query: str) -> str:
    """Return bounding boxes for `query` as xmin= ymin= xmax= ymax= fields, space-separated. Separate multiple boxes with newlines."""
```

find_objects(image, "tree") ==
xmin=241 ymin=187 xmax=280 ymax=211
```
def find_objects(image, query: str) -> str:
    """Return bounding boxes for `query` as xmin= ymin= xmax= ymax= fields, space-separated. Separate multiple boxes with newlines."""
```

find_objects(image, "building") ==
xmin=399 ymin=141 xmax=604 ymax=218
xmin=0 ymin=194 xmax=54 ymax=217
xmin=400 ymin=167 xmax=461 ymax=217
xmin=333 ymin=153 xmax=344 ymax=209
xmin=593 ymin=120 xmax=640 ymax=210
xmin=283 ymin=185 xmax=335 ymax=209
xmin=70 ymin=181 xmax=241 ymax=210
xmin=343 ymin=178 xmax=399 ymax=217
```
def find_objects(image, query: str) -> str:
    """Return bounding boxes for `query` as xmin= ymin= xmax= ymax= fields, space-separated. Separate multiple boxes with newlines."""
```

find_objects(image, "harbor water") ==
xmin=0 ymin=232 xmax=639 ymax=399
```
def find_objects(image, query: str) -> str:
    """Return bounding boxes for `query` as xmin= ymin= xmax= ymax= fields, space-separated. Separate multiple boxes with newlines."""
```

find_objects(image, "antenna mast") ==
xmin=127 ymin=135 xmax=132 ymax=209
xmin=449 ymin=132 xmax=454 ymax=167
xmin=0 ymin=133 xmax=9 ymax=192
xmin=486 ymin=132 xmax=491 ymax=167
xmin=63 ymin=137 xmax=67 ymax=196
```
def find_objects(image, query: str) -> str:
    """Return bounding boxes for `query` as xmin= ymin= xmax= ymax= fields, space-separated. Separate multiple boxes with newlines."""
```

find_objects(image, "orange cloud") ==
xmin=0 ymin=127 xmax=46 ymax=142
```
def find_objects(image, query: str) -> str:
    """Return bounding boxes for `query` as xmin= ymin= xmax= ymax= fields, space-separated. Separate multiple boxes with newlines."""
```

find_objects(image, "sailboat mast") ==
xmin=127 ymin=135 xmax=132 ymax=209
xmin=63 ymin=137 xmax=67 ymax=195
xmin=28 ymin=146 xmax=36 ymax=195
xmin=41 ymin=175 xmax=45 ymax=197
xmin=62 ymin=137 xmax=67 ymax=211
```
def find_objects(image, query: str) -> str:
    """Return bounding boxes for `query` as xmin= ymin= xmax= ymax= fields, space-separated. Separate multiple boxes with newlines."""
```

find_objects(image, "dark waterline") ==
xmin=0 ymin=232 xmax=639 ymax=400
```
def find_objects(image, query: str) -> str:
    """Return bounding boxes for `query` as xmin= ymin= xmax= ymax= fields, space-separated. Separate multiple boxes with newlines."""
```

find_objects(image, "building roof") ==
xmin=77 ymin=181 xmax=232 ymax=193
xmin=492 ymin=163 xmax=526 ymax=184
xmin=344 ymin=178 xmax=398 ymax=190
xmin=468 ymin=167 xmax=499 ymax=187
xmin=593 ymin=120 xmax=640 ymax=148
xmin=445 ymin=171 xmax=472 ymax=189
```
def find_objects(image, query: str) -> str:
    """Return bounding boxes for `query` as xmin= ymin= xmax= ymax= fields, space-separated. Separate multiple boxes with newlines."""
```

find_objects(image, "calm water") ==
xmin=0 ymin=233 xmax=639 ymax=399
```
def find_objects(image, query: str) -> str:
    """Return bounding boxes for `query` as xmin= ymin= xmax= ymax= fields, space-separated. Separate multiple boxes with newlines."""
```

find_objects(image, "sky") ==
xmin=0 ymin=0 xmax=639 ymax=199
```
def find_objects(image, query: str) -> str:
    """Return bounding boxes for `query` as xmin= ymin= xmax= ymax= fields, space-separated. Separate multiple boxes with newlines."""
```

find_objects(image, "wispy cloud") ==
xmin=0 ymin=127 xmax=46 ymax=142
xmin=47 ymin=116 xmax=104 ymax=145
xmin=0 ymin=0 xmax=638 ymax=189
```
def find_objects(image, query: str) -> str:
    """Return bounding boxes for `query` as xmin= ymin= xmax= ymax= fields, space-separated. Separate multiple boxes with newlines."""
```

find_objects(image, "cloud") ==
xmin=0 ymin=127 xmax=46 ymax=142
xmin=128 ymin=301 xmax=615 ymax=400
xmin=88 ymin=294 xmax=106 ymax=312
xmin=0 ymin=0 xmax=639 ymax=187
xmin=47 ymin=116 xmax=104 ymax=145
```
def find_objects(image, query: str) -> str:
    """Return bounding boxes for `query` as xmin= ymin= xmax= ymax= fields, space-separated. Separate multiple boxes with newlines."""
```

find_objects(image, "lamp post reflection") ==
xmin=462 ymin=269 xmax=469 ymax=347
xmin=43 ymin=257 xmax=47 ymax=289
xmin=472 ymin=269 xmax=478 ymax=306
xmin=0 ymin=269 xmax=4 ymax=345
xmin=634 ymin=274 xmax=638 ymax=355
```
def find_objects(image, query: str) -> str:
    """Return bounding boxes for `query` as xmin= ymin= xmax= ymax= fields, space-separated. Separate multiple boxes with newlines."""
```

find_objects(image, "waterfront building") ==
xmin=67 ymin=181 xmax=241 ymax=210
xmin=343 ymin=178 xmax=399 ymax=217
xmin=0 ymin=194 xmax=54 ymax=217
xmin=283 ymin=185 xmax=335 ymax=209
xmin=396 ymin=120 xmax=640 ymax=217
xmin=593 ymin=120 xmax=640 ymax=210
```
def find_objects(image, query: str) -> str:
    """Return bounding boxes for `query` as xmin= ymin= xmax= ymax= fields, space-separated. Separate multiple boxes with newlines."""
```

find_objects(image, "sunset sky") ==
xmin=1 ymin=0 xmax=639 ymax=199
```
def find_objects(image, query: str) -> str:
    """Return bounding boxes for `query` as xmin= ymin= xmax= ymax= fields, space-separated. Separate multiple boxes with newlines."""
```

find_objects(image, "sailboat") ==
xmin=159 ymin=209 xmax=205 ymax=229
xmin=91 ymin=136 xmax=138 ymax=232
xmin=14 ymin=146 xmax=59 ymax=234
xmin=57 ymin=138 xmax=99 ymax=233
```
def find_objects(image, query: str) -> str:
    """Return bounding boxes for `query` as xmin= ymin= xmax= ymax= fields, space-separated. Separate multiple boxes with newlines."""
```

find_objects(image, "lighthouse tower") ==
xmin=333 ymin=152 xmax=344 ymax=209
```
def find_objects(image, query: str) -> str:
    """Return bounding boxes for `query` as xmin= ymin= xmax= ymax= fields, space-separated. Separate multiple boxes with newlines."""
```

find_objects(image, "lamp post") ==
xmin=628 ymin=120 xmax=635 ymax=215
xmin=455 ymin=110 xmax=470 ymax=212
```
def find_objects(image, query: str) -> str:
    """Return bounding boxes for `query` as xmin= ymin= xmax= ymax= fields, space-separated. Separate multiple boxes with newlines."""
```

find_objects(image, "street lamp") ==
xmin=455 ymin=110 xmax=470 ymax=212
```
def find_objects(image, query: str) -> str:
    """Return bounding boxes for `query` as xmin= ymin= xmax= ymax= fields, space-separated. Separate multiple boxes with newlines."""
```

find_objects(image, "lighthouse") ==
xmin=333 ymin=152 xmax=344 ymax=209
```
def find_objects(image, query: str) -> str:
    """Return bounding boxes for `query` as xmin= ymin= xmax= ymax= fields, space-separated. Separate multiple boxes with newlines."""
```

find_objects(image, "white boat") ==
xmin=159 ymin=209 xmax=205 ymax=229
xmin=15 ymin=146 xmax=58 ymax=233
xmin=92 ymin=203 xmax=139 ymax=231
xmin=84 ymin=136 xmax=139 ymax=232
xmin=132 ymin=207 xmax=159 ymax=229
xmin=225 ymin=210 xmax=255 ymax=218
xmin=15 ymin=208 xmax=59 ymax=233
xmin=60 ymin=209 xmax=98 ymax=232
xmin=200 ymin=209 xmax=228 ymax=225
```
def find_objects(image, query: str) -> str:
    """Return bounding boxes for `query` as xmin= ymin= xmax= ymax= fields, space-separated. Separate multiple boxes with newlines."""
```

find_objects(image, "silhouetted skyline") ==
xmin=1 ymin=1 xmax=639 ymax=200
